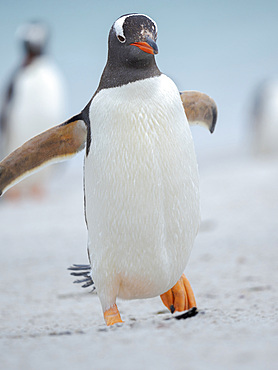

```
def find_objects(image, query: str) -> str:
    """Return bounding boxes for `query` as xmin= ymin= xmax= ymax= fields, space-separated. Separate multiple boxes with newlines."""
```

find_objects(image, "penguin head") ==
xmin=17 ymin=21 xmax=49 ymax=57
xmin=97 ymin=14 xmax=161 ymax=90
xmin=108 ymin=14 xmax=158 ymax=67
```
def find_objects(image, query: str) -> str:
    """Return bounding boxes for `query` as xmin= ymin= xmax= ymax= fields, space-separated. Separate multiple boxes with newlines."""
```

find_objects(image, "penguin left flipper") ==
xmin=180 ymin=91 xmax=217 ymax=133
xmin=0 ymin=116 xmax=87 ymax=196
xmin=160 ymin=274 xmax=197 ymax=313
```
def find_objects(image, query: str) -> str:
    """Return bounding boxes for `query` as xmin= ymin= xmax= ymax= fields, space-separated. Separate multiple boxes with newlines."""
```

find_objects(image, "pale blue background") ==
xmin=0 ymin=0 xmax=278 ymax=158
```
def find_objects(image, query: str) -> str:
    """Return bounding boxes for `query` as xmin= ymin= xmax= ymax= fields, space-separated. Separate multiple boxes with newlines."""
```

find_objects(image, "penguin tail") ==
xmin=67 ymin=264 xmax=96 ymax=291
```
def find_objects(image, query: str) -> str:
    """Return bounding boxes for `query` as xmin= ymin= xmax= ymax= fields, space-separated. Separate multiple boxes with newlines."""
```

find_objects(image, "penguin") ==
xmin=0 ymin=14 xmax=217 ymax=326
xmin=250 ymin=77 xmax=278 ymax=156
xmin=0 ymin=21 xmax=66 ymax=198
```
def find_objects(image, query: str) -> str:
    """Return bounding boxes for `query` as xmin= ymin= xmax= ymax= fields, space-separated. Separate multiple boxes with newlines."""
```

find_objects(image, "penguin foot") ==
xmin=160 ymin=274 xmax=196 ymax=313
xmin=68 ymin=264 xmax=96 ymax=290
xmin=104 ymin=304 xmax=123 ymax=326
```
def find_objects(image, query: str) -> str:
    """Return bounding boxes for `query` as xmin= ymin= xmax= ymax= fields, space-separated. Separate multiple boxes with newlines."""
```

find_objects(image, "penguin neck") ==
xmin=22 ymin=51 xmax=43 ymax=67
xmin=96 ymin=56 xmax=161 ymax=92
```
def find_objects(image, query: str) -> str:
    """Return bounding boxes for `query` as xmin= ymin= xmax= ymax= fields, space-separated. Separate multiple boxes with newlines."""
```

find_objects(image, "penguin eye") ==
xmin=117 ymin=35 xmax=126 ymax=43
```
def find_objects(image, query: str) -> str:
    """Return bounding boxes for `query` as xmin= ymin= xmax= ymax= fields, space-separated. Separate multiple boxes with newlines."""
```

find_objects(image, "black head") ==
xmin=17 ymin=21 xmax=49 ymax=58
xmin=97 ymin=14 xmax=161 ymax=91
xmin=110 ymin=14 xmax=158 ymax=64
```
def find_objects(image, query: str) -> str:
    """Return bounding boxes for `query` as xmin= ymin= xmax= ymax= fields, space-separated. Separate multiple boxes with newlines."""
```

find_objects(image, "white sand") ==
xmin=0 ymin=153 xmax=277 ymax=370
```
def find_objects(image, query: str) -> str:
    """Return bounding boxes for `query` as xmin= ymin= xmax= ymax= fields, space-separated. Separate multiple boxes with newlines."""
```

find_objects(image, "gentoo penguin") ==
xmin=0 ymin=21 xmax=66 ymax=198
xmin=0 ymin=14 xmax=217 ymax=326
xmin=250 ymin=78 xmax=278 ymax=156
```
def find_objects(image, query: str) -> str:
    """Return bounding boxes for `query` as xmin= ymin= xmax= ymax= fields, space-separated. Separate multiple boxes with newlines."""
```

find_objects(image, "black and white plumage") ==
xmin=81 ymin=15 xmax=199 ymax=317
xmin=0 ymin=14 xmax=217 ymax=325
xmin=250 ymin=78 xmax=278 ymax=156
xmin=0 ymin=21 xmax=66 ymax=196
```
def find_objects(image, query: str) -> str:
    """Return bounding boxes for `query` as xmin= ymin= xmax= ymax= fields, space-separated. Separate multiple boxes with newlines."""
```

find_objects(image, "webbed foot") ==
xmin=160 ymin=274 xmax=196 ymax=313
xmin=104 ymin=304 xmax=123 ymax=326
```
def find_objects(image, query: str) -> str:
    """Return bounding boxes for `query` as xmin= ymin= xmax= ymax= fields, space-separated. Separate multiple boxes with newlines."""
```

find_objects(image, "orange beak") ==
xmin=130 ymin=38 xmax=158 ymax=55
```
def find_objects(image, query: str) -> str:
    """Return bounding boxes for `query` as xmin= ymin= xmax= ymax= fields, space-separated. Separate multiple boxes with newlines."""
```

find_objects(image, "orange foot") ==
xmin=103 ymin=303 xmax=123 ymax=326
xmin=160 ymin=274 xmax=196 ymax=313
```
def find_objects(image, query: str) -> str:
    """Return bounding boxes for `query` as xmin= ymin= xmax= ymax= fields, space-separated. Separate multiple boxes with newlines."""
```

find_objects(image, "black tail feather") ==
xmin=73 ymin=277 xmax=92 ymax=284
xmin=68 ymin=264 xmax=91 ymax=271
xmin=68 ymin=264 xmax=95 ymax=291
xmin=70 ymin=271 xmax=91 ymax=277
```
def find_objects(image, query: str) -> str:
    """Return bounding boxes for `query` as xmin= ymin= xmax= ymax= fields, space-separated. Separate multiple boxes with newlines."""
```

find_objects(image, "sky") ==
xmin=0 ymin=0 xmax=278 ymax=159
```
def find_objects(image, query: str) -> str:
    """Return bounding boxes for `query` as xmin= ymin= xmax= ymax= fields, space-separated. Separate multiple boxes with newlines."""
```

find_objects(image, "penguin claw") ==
xmin=160 ymin=273 xmax=197 ymax=313
xmin=173 ymin=307 xmax=198 ymax=320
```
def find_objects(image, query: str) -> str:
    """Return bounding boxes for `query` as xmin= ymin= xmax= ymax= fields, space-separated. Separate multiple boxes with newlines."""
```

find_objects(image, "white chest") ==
xmin=84 ymin=75 xmax=200 ymax=299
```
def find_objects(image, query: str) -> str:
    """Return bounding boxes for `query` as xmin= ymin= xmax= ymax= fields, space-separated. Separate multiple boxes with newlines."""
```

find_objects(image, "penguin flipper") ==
xmin=0 ymin=116 xmax=87 ymax=196
xmin=180 ymin=91 xmax=217 ymax=133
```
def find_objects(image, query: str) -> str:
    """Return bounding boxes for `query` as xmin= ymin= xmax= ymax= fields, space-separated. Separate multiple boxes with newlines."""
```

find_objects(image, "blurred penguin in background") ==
xmin=0 ymin=21 xmax=66 ymax=199
xmin=250 ymin=77 xmax=278 ymax=157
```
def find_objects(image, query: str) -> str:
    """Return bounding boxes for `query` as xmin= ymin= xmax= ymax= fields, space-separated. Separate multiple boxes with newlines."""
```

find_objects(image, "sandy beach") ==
xmin=0 ymin=152 xmax=277 ymax=370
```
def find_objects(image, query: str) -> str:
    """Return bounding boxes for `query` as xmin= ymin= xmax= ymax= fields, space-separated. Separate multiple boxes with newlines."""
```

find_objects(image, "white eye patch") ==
xmin=113 ymin=14 xmax=128 ymax=40
xmin=113 ymin=14 xmax=158 ymax=42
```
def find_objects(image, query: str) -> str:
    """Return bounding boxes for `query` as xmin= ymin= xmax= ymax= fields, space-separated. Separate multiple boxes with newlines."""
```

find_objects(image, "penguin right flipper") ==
xmin=0 ymin=115 xmax=87 ymax=196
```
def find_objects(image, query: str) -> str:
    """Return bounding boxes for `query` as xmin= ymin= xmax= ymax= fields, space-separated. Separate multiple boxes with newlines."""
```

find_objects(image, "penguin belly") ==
xmin=85 ymin=74 xmax=200 ymax=309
